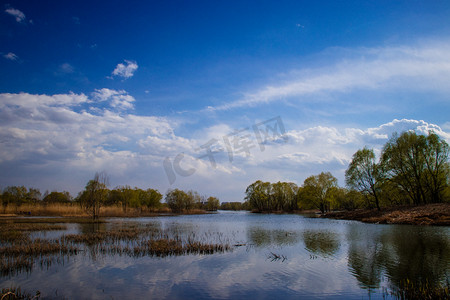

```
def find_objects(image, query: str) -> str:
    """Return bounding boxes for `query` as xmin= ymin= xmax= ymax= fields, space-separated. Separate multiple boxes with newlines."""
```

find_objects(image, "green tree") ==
xmin=187 ymin=190 xmax=202 ymax=210
xmin=27 ymin=188 xmax=42 ymax=203
xmin=270 ymin=181 xmax=298 ymax=211
xmin=382 ymin=132 xmax=428 ymax=205
xmin=422 ymin=133 xmax=449 ymax=203
xmin=299 ymin=172 xmax=338 ymax=213
xmin=345 ymin=147 xmax=383 ymax=210
xmin=79 ymin=172 xmax=109 ymax=219
xmin=327 ymin=186 xmax=350 ymax=210
xmin=43 ymin=191 xmax=71 ymax=203
xmin=381 ymin=131 xmax=449 ymax=205
xmin=245 ymin=180 xmax=271 ymax=212
xmin=2 ymin=186 xmax=28 ymax=210
xmin=205 ymin=196 xmax=220 ymax=211
xmin=140 ymin=188 xmax=162 ymax=210
xmin=165 ymin=189 xmax=190 ymax=212
xmin=106 ymin=188 xmax=122 ymax=206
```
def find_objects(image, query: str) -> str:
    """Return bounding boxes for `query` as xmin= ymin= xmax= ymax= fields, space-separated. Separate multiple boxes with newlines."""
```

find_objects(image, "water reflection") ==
xmin=347 ymin=225 xmax=385 ymax=290
xmin=247 ymin=227 xmax=300 ymax=247
xmin=78 ymin=222 xmax=107 ymax=234
xmin=347 ymin=224 xmax=450 ymax=293
xmin=1 ymin=212 xmax=449 ymax=299
xmin=302 ymin=230 xmax=340 ymax=258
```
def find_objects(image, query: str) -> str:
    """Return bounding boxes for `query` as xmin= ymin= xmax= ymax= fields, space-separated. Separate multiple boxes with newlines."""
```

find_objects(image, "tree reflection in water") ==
xmin=302 ymin=230 xmax=340 ymax=258
xmin=347 ymin=223 xmax=450 ymax=293
xmin=247 ymin=227 xmax=300 ymax=247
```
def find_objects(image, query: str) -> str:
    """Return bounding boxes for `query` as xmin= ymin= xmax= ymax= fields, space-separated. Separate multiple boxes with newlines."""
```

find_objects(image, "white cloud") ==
xmin=277 ymin=118 xmax=449 ymax=165
xmin=111 ymin=60 xmax=138 ymax=79
xmin=209 ymin=41 xmax=450 ymax=111
xmin=0 ymin=90 xmax=448 ymax=201
xmin=0 ymin=91 xmax=214 ymax=195
xmin=5 ymin=7 xmax=26 ymax=23
xmin=92 ymin=88 xmax=135 ymax=110
xmin=3 ymin=52 xmax=19 ymax=61
xmin=200 ymin=118 xmax=449 ymax=190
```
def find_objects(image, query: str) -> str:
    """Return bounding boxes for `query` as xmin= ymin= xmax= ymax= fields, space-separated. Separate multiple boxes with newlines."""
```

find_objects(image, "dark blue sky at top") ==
xmin=2 ymin=0 xmax=450 ymax=116
xmin=1 ymin=0 xmax=450 ymax=198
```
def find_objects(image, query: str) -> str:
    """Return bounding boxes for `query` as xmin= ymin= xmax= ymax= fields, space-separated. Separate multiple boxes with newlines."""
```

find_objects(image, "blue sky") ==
xmin=1 ymin=0 xmax=450 ymax=201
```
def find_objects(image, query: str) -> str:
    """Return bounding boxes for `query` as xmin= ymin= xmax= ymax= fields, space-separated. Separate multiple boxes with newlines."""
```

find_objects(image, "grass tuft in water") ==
xmin=0 ymin=287 xmax=40 ymax=299
xmin=385 ymin=279 xmax=449 ymax=299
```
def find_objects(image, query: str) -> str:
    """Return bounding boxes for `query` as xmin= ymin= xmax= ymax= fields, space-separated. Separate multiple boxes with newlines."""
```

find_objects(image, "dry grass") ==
xmin=0 ymin=217 xmax=105 ymax=224
xmin=1 ymin=204 xmax=198 ymax=218
xmin=0 ymin=287 xmax=40 ymax=300
xmin=0 ymin=219 xmax=232 ymax=276
xmin=1 ymin=203 xmax=87 ymax=217
xmin=385 ymin=279 xmax=450 ymax=300
xmin=322 ymin=203 xmax=450 ymax=226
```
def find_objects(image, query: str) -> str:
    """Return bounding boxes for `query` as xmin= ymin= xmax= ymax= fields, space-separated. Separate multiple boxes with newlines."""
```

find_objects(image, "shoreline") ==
xmin=321 ymin=203 xmax=450 ymax=226
xmin=0 ymin=208 xmax=213 ymax=220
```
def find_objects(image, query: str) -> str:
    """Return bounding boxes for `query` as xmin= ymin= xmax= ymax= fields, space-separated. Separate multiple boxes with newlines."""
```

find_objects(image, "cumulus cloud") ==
xmin=209 ymin=41 xmax=450 ymax=111
xmin=274 ymin=119 xmax=450 ymax=166
xmin=3 ymin=52 xmax=19 ymax=61
xmin=0 ymin=91 xmax=205 ymax=194
xmin=111 ymin=60 xmax=138 ymax=79
xmin=5 ymin=7 xmax=26 ymax=23
xmin=92 ymin=88 xmax=136 ymax=110
xmin=0 ymin=90 xmax=447 ymax=200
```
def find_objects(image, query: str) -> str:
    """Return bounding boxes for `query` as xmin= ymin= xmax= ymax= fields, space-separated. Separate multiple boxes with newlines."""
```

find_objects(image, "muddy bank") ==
xmin=322 ymin=203 xmax=450 ymax=226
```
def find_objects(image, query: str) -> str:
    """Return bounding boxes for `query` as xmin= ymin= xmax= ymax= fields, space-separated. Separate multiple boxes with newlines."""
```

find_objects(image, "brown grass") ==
xmin=0 ymin=217 xmax=232 ymax=277
xmin=1 ymin=204 xmax=202 ymax=218
xmin=322 ymin=203 xmax=450 ymax=226
xmin=1 ymin=203 xmax=87 ymax=217
xmin=1 ymin=287 xmax=40 ymax=299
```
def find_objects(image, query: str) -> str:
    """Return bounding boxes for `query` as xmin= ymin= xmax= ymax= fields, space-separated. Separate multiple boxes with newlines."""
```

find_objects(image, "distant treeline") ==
xmin=1 ymin=177 xmax=220 ymax=218
xmin=246 ymin=131 xmax=449 ymax=213
xmin=2 ymin=131 xmax=448 ymax=216
xmin=219 ymin=201 xmax=249 ymax=211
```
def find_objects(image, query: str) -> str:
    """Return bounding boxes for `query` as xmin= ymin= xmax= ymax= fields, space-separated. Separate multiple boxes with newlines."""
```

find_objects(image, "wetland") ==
xmin=1 ymin=211 xmax=449 ymax=299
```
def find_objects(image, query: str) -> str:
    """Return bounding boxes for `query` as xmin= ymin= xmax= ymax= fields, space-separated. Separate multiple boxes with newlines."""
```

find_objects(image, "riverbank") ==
xmin=0 ymin=204 xmax=210 ymax=218
xmin=322 ymin=203 xmax=450 ymax=226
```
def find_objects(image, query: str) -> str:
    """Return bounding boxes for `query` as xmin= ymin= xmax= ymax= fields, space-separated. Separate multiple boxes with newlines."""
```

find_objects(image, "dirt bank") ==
xmin=322 ymin=203 xmax=450 ymax=226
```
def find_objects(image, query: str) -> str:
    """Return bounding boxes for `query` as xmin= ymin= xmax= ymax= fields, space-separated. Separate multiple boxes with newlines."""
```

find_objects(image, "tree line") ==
xmin=2 ymin=131 xmax=448 ymax=216
xmin=246 ymin=131 xmax=449 ymax=213
xmin=1 ymin=172 xmax=220 ymax=218
xmin=1 ymin=186 xmax=72 ymax=211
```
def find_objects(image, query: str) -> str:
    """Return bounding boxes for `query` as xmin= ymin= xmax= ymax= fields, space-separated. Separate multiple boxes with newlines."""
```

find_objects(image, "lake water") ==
xmin=1 ymin=211 xmax=449 ymax=299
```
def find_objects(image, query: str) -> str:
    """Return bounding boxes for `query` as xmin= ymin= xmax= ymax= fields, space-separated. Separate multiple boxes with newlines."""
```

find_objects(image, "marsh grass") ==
xmin=1 ymin=204 xmax=180 ymax=218
xmin=63 ymin=225 xmax=231 ymax=257
xmin=2 ymin=203 xmax=87 ymax=217
xmin=0 ymin=287 xmax=40 ymax=300
xmin=0 ymin=221 xmax=232 ymax=277
xmin=0 ymin=257 xmax=33 ymax=277
xmin=0 ymin=218 xmax=104 ymax=224
xmin=385 ymin=279 xmax=450 ymax=300
xmin=0 ymin=222 xmax=67 ymax=244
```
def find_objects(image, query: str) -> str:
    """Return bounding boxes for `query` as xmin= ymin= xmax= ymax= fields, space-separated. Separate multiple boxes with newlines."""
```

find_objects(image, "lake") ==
xmin=1 ymin=211 xmax=449 ymax=299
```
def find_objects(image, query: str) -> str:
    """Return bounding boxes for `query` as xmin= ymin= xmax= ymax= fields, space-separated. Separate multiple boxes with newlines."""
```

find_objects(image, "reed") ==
xmin=1 ymin=203 xmax=188 ymax=218
xmin=0 ymin=239 xmax=78 ymax=256
xmin=0 ymin=217 xmax=104 ymax=224
xmin=0 ymin=287 xmax=40 ymax=300
xmin=0 ymin=257 xmax=33 ymax=277
xmin=386 ymin=279 xmax=449 ymax=299
xmin=0 ymin=223 xmax=66 ymax=243
xmin=0 ymin=221 xmax=232 ymax=276
xmin=2 ymin=203 xmax=87 ymax=217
